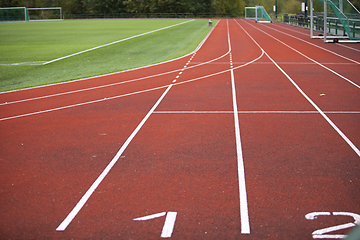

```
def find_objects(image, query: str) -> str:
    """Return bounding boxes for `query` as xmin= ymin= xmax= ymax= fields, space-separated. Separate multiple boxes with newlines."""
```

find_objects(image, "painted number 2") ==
xmin=305 ymin=212 xmax=360 ymax=239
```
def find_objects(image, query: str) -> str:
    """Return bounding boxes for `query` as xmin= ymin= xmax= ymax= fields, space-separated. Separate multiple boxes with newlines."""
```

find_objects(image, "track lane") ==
xmin=233 ymin=19 xmax=360 ymax=239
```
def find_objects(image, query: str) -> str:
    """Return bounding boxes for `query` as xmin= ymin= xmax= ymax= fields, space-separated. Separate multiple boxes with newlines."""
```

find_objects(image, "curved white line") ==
xmin=0 ymin=21 xmax=266 ymax=122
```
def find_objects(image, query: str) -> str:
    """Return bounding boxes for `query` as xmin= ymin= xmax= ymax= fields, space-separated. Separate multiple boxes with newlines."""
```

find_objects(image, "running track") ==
xmin=0 ymin=19 xmax=359 ymax=239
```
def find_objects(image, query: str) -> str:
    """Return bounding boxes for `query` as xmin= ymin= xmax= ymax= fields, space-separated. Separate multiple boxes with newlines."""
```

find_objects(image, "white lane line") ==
xmin=273 ymin=23 xmax=360 ymax=53
xmin=231 ymin=66 xmax=250 ymax=235
xmin=227 ymin=19 xmax=250 ymax=235
xmin=161 ymin=212 xmax=177 ymax=238
xmin=242 ymin=20 xmax=360 ymax=89
xmin=0 ymin=49 xmax=263 ymax=122
xmin=266 ymin=52 xmax=360 ymax=157
xmin=336 ymin=43 xmax=360 ymax=52
xmin=0 ymin=85 xmax=168 ymax=122
xmin=263 ymin=24 xmax=360 ymax=65
xmin=133 ymin=212 xmax=166 ymax=221
xmin=43 ymin=20 xmax=194 ymax=65
xmin=56 ymin=84 xmax=173 ymax=231
xmin=153 ymin=110 xmax=360 ymax=114
xmin=235 ymin=19 xmax=360 ymax=157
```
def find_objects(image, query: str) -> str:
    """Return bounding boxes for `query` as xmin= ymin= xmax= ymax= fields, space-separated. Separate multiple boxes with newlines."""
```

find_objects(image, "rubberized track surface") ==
xmin=0 ymin=19 xmax=359 ymax=239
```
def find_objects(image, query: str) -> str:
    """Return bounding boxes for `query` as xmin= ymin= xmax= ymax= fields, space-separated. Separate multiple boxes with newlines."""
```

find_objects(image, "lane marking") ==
xmin=235 ymin=19 xmax=360 ymax=157
xmin=227 ymin=19 xmax=250 ymax=235
xmin=56 ymin=84 xmax=173 ymax=231
xmin=0 ymin=85 xmax=169 ymax=122
xmin=133 ymin=211 xmax=177 ymax=238
xmin=161 ymin=212 xmax=177 ymax=238
xmin=0 ymin=52 xmax=263 ymax=121
xmin=189 ymin=62 xmax=358 ymax=65
xmin=133 ymin=212 xmax=166 ymax=221
xmin=43 ymin=20 xmax=194 ymax=65
xmin=262 ymin=24 xmax=360 ymax=64
xmin=270 ymin=22 xmax=360 ymax=53
xmin=241 ymin=20 xmax=360 ymax=89
xmin=153 ymin=110 xmax=360 ymax=114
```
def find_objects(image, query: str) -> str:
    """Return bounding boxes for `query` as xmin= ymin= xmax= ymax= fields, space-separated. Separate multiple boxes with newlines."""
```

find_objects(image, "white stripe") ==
xmin=243 ymin=20 xmax=360 ymax=89
xmin=43 ymin=20 xmax=194 ymax=65
xmin=133 ymin=212 xmax=166 ymax=221
xmin=161 ymin=212 xmax=177 ymax=238
xmin=265 ymin=51 xmax=360 ymax=157
xmin=236 ymin=19 xmax=360 ymax=157
xmin=56 ymin=84 xmax=173 ymax=231
xmin=231 ymin=67 xmax=250 ymax=234
xmin=227 ymin=20 xmax=250 ymax=234
xmin=153 ymin=110 xmax=360 ymax=114
xmin=264 ymin=24 xmax=360 ymax=64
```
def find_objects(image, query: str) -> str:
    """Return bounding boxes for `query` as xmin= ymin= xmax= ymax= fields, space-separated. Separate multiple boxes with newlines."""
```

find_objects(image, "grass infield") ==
xmin=0 ymin=19 xmax=216 ymax=92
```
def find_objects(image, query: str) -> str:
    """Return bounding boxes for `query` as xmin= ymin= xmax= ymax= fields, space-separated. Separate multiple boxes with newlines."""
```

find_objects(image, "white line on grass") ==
xmin=42 ymin=20 xmax=194 ymax=65
xmin=1 ymin=20 xmax=220 ymax=95
xmin=235 ymin=19 xmax=360 ymax=157
xmin=227 ymin=19 xmax=250 ymax=235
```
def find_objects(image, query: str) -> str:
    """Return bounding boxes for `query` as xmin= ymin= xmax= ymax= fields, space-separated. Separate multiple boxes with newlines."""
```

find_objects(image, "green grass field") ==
xmin=0 ymin=19 xmax=215 ymax=92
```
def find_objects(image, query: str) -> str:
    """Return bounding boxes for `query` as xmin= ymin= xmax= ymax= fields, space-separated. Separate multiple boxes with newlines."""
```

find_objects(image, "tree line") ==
xmin=0 ymin=0 xmax=359 ymax=15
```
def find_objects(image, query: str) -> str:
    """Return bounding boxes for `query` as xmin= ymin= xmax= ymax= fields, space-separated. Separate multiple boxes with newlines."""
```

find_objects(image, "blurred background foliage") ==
xmin=0 ymin=0 xmax=359 ymax=16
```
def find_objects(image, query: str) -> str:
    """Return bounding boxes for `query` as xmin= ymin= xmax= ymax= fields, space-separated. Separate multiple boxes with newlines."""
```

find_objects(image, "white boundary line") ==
xmin=227 ymin=18 xmax=250 ymax=234
xmin=262 ymin=24 xmax=360 ymax=65
xmin=0 ymin=49 xmax=264 ymax=122
xmin=153 ymin=110 xmax=360 ymax=114
xmin=242 ymin=21 xmax=360 ymax=89
xmin=56 ymin=84 xmax=174 ymax=231
xmin=236 ymin=19 xmax=360 ymax=157
xmin=273 ymin=22 xmax=360 ymax=53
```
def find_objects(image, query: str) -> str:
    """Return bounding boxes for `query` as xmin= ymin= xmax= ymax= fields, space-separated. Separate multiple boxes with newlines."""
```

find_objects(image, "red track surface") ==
xmin=0 ymin=19 xmax=359 ymax=239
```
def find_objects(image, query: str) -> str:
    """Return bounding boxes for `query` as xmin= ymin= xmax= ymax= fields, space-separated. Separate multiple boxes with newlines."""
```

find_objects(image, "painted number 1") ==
xmin=133 ymin=211 xmax=177 ymax=238
xmin=305 ymin=212 xmax=360 ymax=239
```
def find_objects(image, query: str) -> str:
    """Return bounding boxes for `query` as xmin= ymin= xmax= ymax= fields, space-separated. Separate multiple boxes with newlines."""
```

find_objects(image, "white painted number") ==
xmin=305 ymin=212 xmax=360 ymax=239
xmin=133 ymin=211 xmax=177 ymax=238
